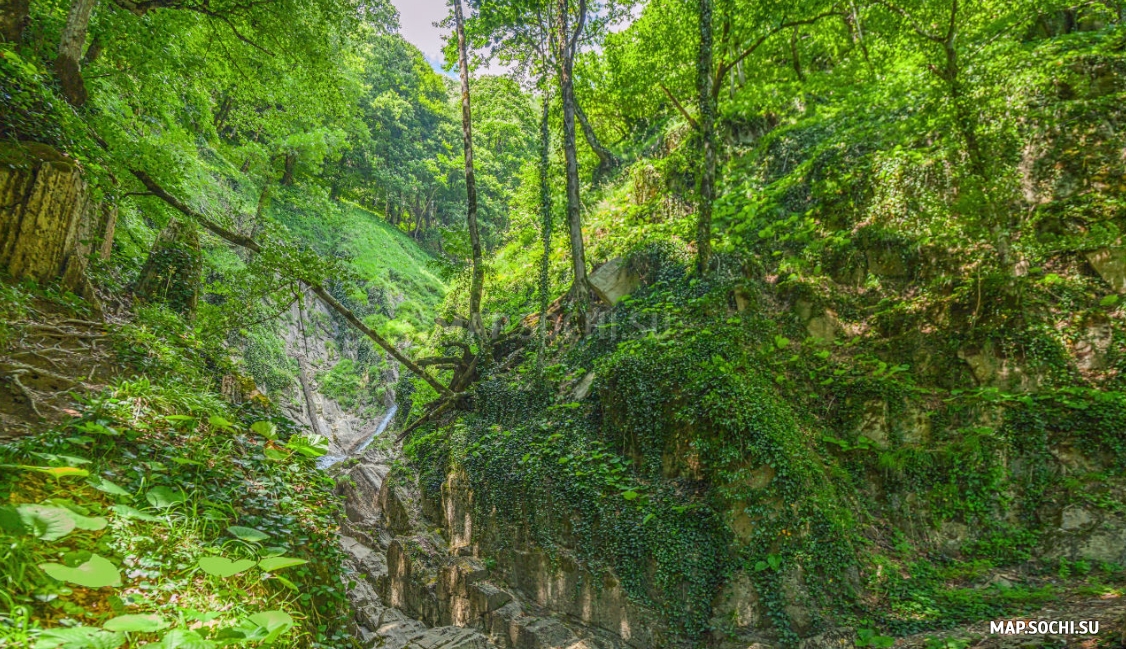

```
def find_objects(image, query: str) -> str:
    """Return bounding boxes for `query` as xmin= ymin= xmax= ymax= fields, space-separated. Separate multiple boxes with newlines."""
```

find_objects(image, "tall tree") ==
xmin=555 ymin=0 xmax=590 ymax=303
xmin=696 ymin=0 xmax=715 ymax=274
xmin=537 ymin=82 xmax=553 ymax=367
xmin=453 ymin=0 xmax=486 ymax=340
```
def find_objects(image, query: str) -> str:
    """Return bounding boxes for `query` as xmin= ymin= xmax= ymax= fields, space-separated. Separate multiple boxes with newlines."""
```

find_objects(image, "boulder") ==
xmin=1087 ymin=247 xmax=1126 ymax=293
xmin=588 ymin=258 xmax=638 ymax=305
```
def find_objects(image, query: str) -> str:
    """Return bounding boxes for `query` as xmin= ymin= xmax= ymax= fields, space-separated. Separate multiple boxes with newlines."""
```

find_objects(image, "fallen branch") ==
xmin=129 ymin=169 xmax=453 ymax=398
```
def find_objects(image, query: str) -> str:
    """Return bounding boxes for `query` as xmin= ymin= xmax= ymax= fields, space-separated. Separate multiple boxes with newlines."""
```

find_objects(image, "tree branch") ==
xmin=714 ymin=9 xmax=845 ymax=99
xmin=660 ymin=84 xmax=699 ymax=130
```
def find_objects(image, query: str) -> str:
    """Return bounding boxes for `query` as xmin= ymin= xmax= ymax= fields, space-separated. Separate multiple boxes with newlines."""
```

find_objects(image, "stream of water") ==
xmin=317 ymin=403 xmax=398 ymax=469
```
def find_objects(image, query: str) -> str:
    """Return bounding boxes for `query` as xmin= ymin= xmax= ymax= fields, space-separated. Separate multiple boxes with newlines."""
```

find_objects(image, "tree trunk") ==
xmin=454 ymin=0 xmax=485 ymax=341
xmin=556 ymin=0 xmax=589 ymax=305
xmin=281 ymin=152 xmax=297 ymax=185
xmin=0 ymin=0 xmax=30 ymax=43
xmin=696 ymin=0 xmax=716 ymax=275
xmin=790 ymin=27 xmax=806 ymax=82
xmin=55 ymin=0 xmax=97 ymax=106
xmin=574 ymin=100 xmax=617 ymax=183
xmin=537 ymin=84 xmax=553 ymax=366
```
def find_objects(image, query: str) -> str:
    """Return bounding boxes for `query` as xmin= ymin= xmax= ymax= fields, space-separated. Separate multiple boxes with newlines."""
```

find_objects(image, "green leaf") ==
xmin=103 ymin=614 xmax=170 ymax=633
xmin=65 ymin=510 xmax=108 ymax=531
xmin=33 ymin=627 xmax=124 ymax=649
xmin=227 ymin=526 xmax=270 ymax=543
xmin=208 ymin=415 xmax=235 ymax=430
xmin=164 ymin=415 xmax=195 ymax=422
xmin=197 ymin=556 xmax=256 ymax=578
xmin=257 ymin=557 xmax=307 ymax=572
xmin=774 ymin=335 xmax=790 ymax=349
xmin=246 ymin=611 xmax=294 ymax=644
xmin=21 ymin=465 xmax=89 ymax=479
xmin=155 ymin=629 xmax=215 ymax=649
xmin=145 ymin=486 xmax=186 ymax=509
xmin=40 ymin=554 xmax=122 ymax=588
xmin=271 ymin=574 xmax=299 ymax=591
xmin=18 ymin=504 xmax=77 ymax=541
xmin=170 ymin=457 xmax=203 ymax=466
xmin=1100 ymin=294 xmax=1120 ymax=307
xmin=263 ymin=448 xmax=289 ymax=461
xmin=284 ymin=434 xmax=329 ymax=458
xmin=621 ymin=490 xmax=639 ymax=501
xmin=111 ymin=504 xmax=160 ymax=522
xmin=87 ymin=476 xmax=131 ymax=497
xmin=0 ymin=505 xmax=25 ymax=534
xmin=250 ymin=421 xmax=278 ymax=440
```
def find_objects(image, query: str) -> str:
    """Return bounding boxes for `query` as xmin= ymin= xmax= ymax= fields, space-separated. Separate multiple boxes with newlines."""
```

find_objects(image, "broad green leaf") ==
xmin=208 ymin=415 xmax=235 ymax=429
xmin=246 ymin=611 xmax=294 ymax=644
xmin=18 ymin=504 xmax=76 ymax=541
xmin=197 ymin=556 xmax=256 ymax=578
xmin=145 ymin=487 xmax=186 ymax=509
xmin=621 ymin=490 xmax=639 ymax=501
xmin=65 ymin=511 xmax=108 ymax=531
xmin=87 ymin=476 xmax=131 ymax=497
xmin=33 ymin=627 xmax=124 ymax=649
xmin=40 ymin=554 xmax=122 ymax=588
xmin=284 ymin=434 xmax=329 ymax=458
xmin=103 ymin=614 xmax=170 ymax=633
xmin=227 ymin=526 xmax=270 ymax=543
xmin=257 ymin=557 xmax=307 ymax=572
xmin=112 ymin=505 xmax=160 ymax=522
xmin=263 ymin=448 xmax=289 ymax=461
xmin=250 ymin=421 xmax=278 ymax=440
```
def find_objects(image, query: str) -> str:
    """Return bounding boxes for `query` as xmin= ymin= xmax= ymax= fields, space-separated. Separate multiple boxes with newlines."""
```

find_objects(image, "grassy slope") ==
xmin=269 ymin=196 xmax=447 ymax=340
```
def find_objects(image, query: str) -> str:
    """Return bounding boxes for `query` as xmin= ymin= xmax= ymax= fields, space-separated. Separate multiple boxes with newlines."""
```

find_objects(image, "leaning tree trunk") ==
xmin=454 ymin=0 xmax=485 ymax=342
xmin=556 ymin=0 xmax=589 ymax=308
xmin=55 ymin=0 xmax=97 ymax=106
xmin=133 ymin=219 xmax=202 ymax=317
xmin=0 ymin=0 xmax=30 ymax=43
xmin=696 ymin=0 xmax=716 ymax=275
xmin=574 ymin=100 xmax=618 ymax=183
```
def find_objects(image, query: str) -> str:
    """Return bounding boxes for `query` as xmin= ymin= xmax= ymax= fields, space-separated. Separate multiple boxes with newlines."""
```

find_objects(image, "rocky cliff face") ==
xmin=335 ymin=449 xmax=651 ymax=649
xmin=275 ymin=291 xmax=396 ymax=460
xmin=0 ymin=142 xmax=113 ymax=298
